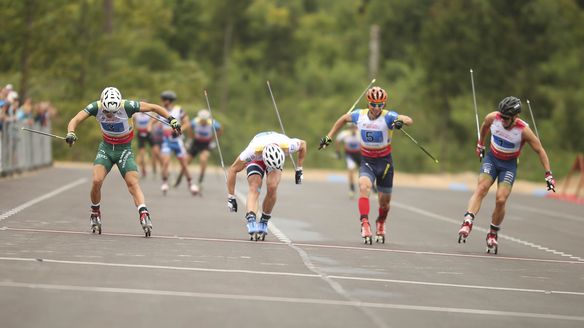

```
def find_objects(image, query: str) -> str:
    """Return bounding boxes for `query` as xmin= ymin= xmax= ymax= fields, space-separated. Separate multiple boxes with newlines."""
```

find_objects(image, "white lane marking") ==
xmin=328 ymin=275 xmax=584 ymax=297
xmin=0 ymin=256 xmax=318 ymax=278
xmin=0 ymin=178 xmax=87 ymax=222
xmin=392 ymin=201 xmax=584 ymax=262
xmin=2 ymin=281 xmax=584 ymax=322
xmin=511 ymin=204 xmax=584 ymax=223
xmin=234 ymin=190 xmax=388 ymax=328
xmin=3 ymin=227 xmax=583 ymax=265
xmin=2 ymin=256 xmax=584 ymax=297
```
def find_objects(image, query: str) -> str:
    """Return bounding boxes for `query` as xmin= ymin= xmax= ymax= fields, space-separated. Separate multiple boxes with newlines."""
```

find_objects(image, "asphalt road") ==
xmin=0 ymin=166 xmax=582 ymax=328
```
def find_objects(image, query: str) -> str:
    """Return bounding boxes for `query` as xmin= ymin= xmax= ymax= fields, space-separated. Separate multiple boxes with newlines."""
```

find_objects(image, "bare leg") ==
xmin=246 ymin=175 xmax=262 ymax=214
xmin=198 ymin=150 xmax=210 ymax=184
xmin=466 ymin=174 xmax=495 ymax=215
xmin=359 ymin=176 xmax=372 ymax=198
xmin=91 ymin=165 xmax=108 ymax=204
xmin=491 ymin=183 xmax=512 ymax=226
xmin=151 ymin=145 xmax=161 ymax=175
xmin=177 ymin=156 xmax=192 ymax=182
xmin=124 ymin=171 xmax=145 ymax=206
xmin=262 ymin=170 xmax=282 ymax=214
xmin=161 ymin=155 xmax=171 ymax=181
xmin=138 ymin=147 xmax=146 ymax=177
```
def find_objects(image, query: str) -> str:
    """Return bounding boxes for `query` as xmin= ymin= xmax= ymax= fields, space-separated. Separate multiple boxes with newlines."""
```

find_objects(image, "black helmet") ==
xmin=498 ymin=96 xmax=521 ymax=116
xmin=160 ymin=90 xmax=177 ymax=101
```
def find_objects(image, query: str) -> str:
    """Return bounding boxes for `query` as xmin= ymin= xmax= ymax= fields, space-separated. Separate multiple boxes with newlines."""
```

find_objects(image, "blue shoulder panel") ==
xmin=384 ymin=110 xmax=399 ymax=129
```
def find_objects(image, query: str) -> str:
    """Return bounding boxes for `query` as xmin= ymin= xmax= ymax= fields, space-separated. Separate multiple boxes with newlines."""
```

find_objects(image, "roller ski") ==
xmin=257 ymin=220 xmax=268 ymax=241
xmin=361 ymin=218 xmax=372 ymax=245
xmin=486 ymin=232 xmax=498 ymax=254
xmin=161 ymin=182 xmax=169 ymax=196
xmin=90 ymin=210 xmax=102 ymax=235
xmin=189 ymin=183 xmax=200 ymax=196
xmin=139 ymin=209 xmax=152 ymax=237
xmin=458 ymin=213 xmax=475 ymax=243
xmin=246 ymin=213 xmax=258 ymax=241
xmin=375 ymin=218 xmax=385 ymax=243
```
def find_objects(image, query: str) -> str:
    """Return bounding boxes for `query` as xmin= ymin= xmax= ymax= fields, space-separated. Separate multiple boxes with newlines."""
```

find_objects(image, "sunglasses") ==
xmin=501 ymin=115 xmax=513 ymax=121
xmin=369 ymin=102 xmax=385 ymax=108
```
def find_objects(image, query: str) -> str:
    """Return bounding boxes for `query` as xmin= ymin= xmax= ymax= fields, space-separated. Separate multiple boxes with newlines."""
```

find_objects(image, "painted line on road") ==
xmin=511 ymin=204 xmax=584 ymax=223
xmin=0 ymin=178 xmax=87 ymax=222
xmin=3 ymin=226 xmax=583 ymax=265
xmin=2 ymin=256 xmax=584 ymax=297
xmin=234 ymin=190 xmax=388 ymax=328
xmin=392 ymin=201 xmax=584 ymax=262
xmin=1 ymin=281 xmax=584 ymax=322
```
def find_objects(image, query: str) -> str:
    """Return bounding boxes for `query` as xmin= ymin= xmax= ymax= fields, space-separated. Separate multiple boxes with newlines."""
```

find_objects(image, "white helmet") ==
xmin=197 ymin=109 xmax=211 ymax=120
xmin=262 ymin=144 xmax=285 ymax=170
xmin=100 ymin=87 xmax=122 ymax=113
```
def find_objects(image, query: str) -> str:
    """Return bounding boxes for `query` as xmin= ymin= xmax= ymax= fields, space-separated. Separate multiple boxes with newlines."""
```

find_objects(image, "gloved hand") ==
xmin=168 ymin=116 xmax=182 ymax=136
xmin=392 ymin=120 xmax=404 ymax=130
xmin=476 ymin=143 xmax=485 ymax=160
xmin=65 ymin=132 xmax=77 ymax=147
xmin=295 ymin=167 xmax=303 ymax=184
xmin=545 ymin=171 xmax=556 ymax=192
xmin=227 ymin=194 xmax=238 ymax=212
xmin=335 ymin=150 xmax=342 ymax=160
xmin=319 ymin=136 xmax=332 ymax=150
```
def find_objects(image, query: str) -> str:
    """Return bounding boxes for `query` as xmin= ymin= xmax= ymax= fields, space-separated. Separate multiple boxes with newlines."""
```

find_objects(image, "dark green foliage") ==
xmin=1 ymin=0 xmax=582 ymax=181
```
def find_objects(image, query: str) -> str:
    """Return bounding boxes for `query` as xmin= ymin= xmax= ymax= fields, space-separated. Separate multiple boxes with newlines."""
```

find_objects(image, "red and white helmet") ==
xmin=262 ymin=144 xmax=285 ymax=170
xmin=366 ymin=86 xmax=388 ymax=103
xmin=100 ymin=87 xmax=122 ymax=113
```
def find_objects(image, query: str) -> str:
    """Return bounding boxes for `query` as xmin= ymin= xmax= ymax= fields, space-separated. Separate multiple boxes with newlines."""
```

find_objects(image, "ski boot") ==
xmin=246 ymin=213 xmax=258 ymax=241
xmin=375 ymin=218 xmax=386 ymax=244
xmin=90 ymin=209 xmax=102 ymax=235
xmin=361 ymin=218 xmax=372 ymax=245
xmin=458 ymin=213 xmax=475 ymax=243
xmin=257 ymin=220 xmax=268 ymax=241
xmin=139 ymin=209 xmax=153 ymax=237
xmin=486 ymin=232 xmax=498 ymax=254
xmin=161 ymin=182 xmax=169 ymax=196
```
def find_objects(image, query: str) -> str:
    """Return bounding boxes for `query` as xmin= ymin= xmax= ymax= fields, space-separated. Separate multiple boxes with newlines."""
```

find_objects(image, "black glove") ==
xmin=168 ymin=116 xmax=182 ymax=136
xmin=393 ymin=120 xmax=404 ymax=130
xmin=65 ymin=132 xmax=77 ymax=147
xmin=319 ymin=136 xmax=332 ymax=150
xmin=545 ymin=171 xmax=556 ymax=192
xmin=295 ymin=168 xmax=303 ymax=184
xmin=227 ymin=195 xmax=238 ymax=212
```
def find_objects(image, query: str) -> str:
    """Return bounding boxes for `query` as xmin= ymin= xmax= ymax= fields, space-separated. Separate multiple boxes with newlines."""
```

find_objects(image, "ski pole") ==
xmin=203 ymin=89 xmax=228 ymax=183
xmin=21 ymin=127 xmax=66 ymax=140
xmin=526 ymin=99 xmax=541 ymax=140
xmin=470 ymin=69 xmax=483 ymax=161
xmin=266 ymin=80 xmax=297 ymax=170
xmin=345 ymin=78 xmax=376 ymax=114
xmin=144 ymin=112 xmax=171 ymax=126
xmin=399 ymin=128 xmax=439 ymax=164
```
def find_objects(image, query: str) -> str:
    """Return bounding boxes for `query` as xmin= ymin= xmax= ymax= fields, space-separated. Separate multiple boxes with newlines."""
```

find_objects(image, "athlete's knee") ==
xmin=495 ymin=195 xmax=508 ymax=208
xmin=266 ymin=180 xmax=279 ymax=196
xmin=359 ymin=181 xmax=371 ymax=194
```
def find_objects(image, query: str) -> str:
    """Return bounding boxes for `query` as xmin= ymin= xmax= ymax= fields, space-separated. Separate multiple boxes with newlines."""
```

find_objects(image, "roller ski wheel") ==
xmin=139 ymin=211 xmax=153 ymax=238
xmin=90 ymin=213 xmax=102 ymax=235
xmin=457 ymin=220 xmax=473 ymax=244
xmin=361 ymin=219 xmax=373 ymax=245
xmin=257 ymin=221 xmax=268 ymax=241
xmin=246 ymin=220 xmax=258 ymax=241
xmin=375 ymin=219 xmax=386 ymax=244
xmin=161 ymin=183 xmax=169 ymax=196
xmin=486 ymin=233 xmax=498 ymax=254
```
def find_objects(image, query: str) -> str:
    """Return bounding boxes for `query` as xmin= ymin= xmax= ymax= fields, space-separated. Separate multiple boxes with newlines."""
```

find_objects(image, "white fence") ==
xmin=0 ymin=120 xmax=53 ymax=175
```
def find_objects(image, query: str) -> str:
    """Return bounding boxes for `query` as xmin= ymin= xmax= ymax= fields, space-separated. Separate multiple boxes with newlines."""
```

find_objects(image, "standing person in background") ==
xmin=65 ymin=87 xmax=181 ymax=237
xmin=158 ymin=90 xmax=198 ymax=196
xmin=133 ymin=111 xmax=154 ymax=178
xmin=335 ymin=123 xmax=362 ymax=198
xmin=319 ymin=86 xmax=413 ymax=244
xmin=457 ymin=96 xmax=556 ymax=254
xmin=175 ymin=109 xmax=222 ymax=192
